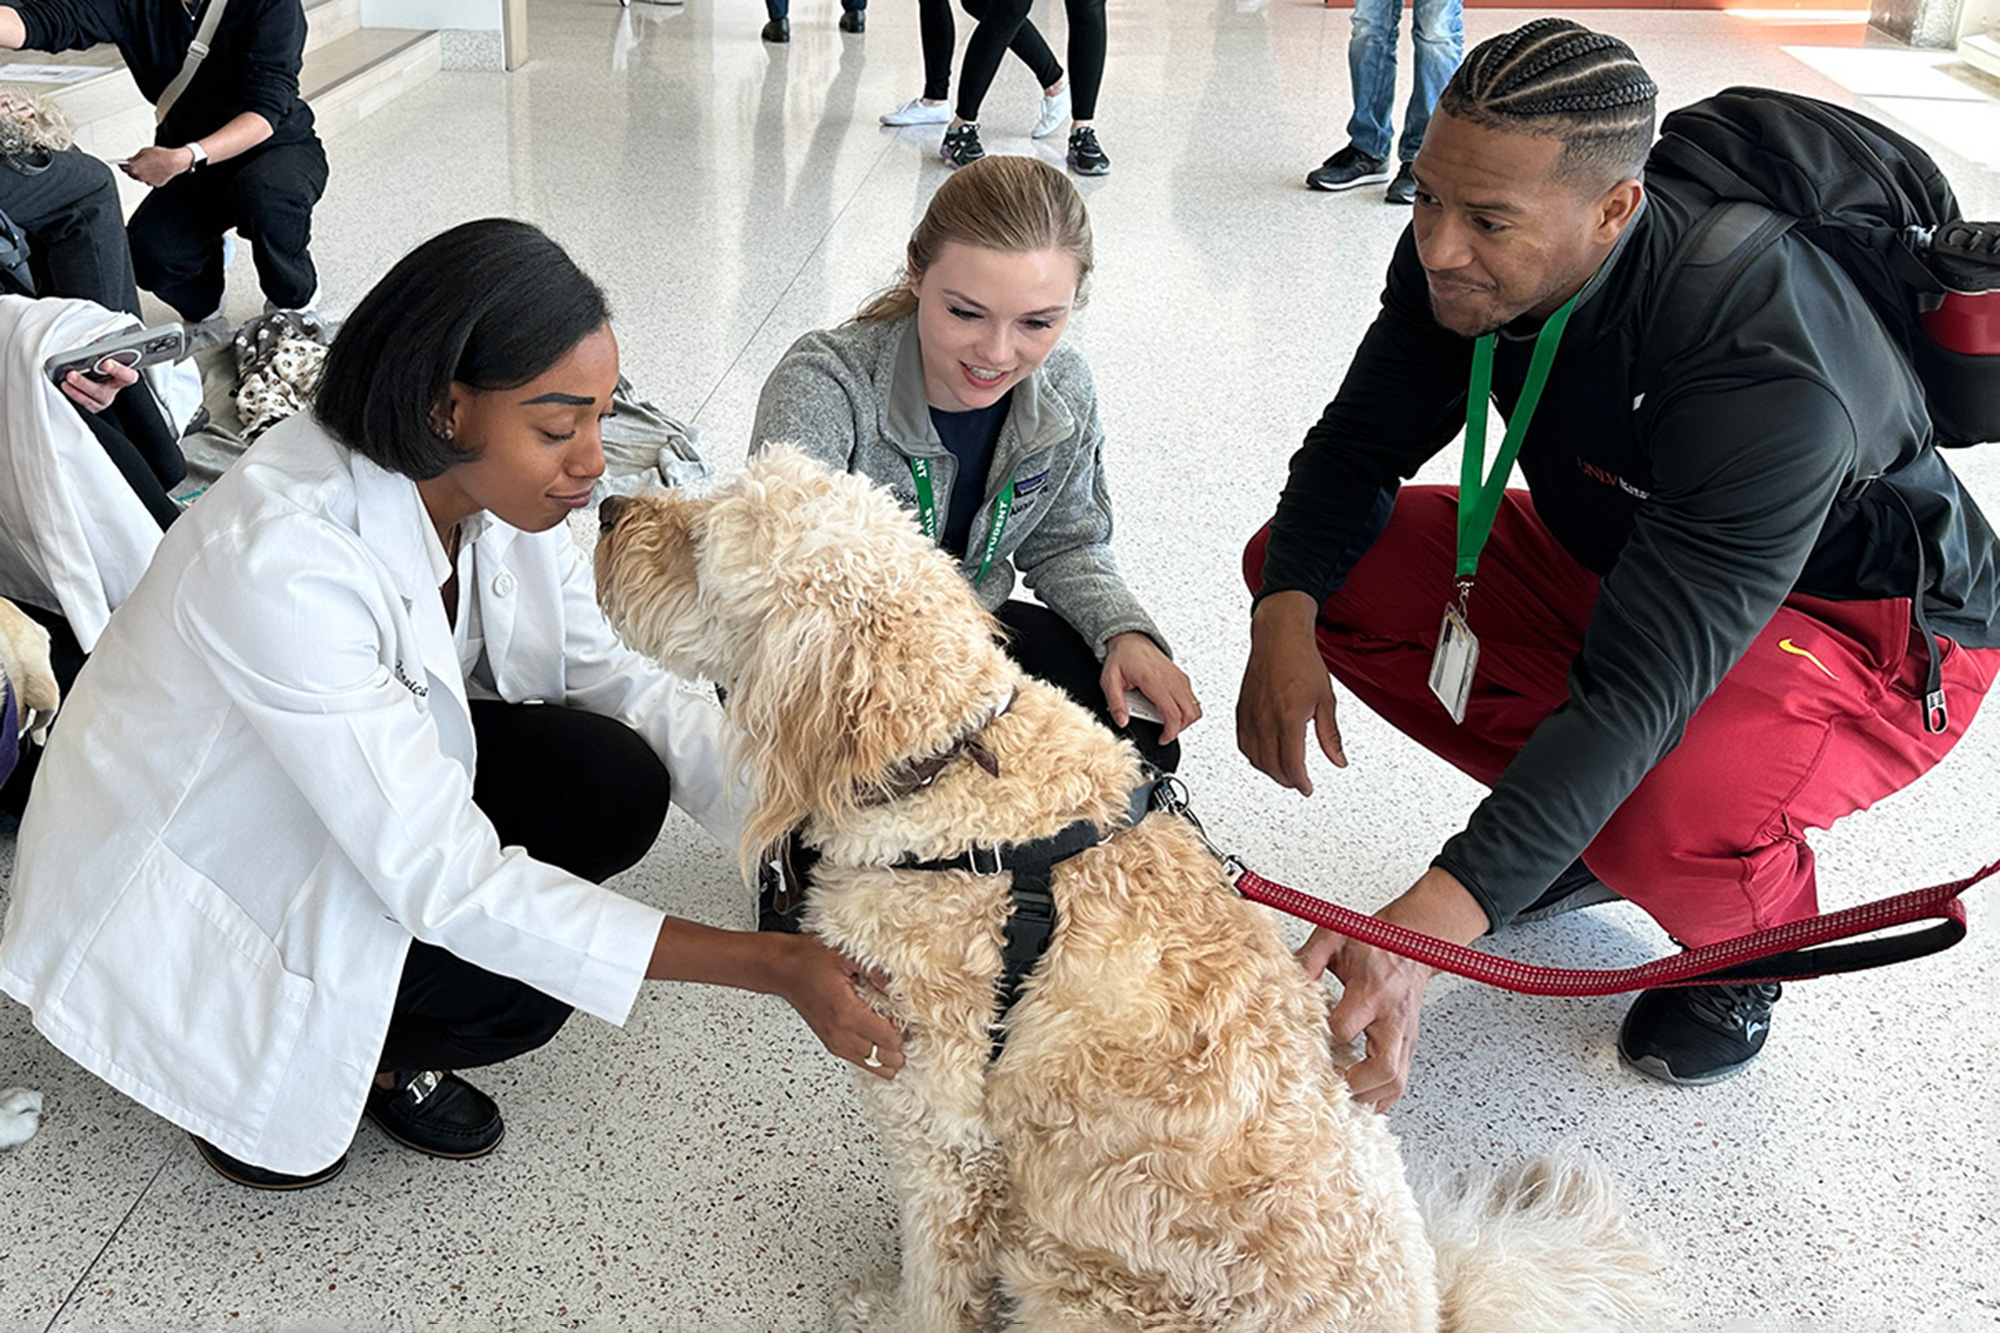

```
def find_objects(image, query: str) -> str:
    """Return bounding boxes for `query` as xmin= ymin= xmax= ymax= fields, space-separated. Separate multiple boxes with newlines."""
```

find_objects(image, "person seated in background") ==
xmin=0 ymin=88 xmax=144 ymax=316
xmin=0 ymin=0 xmax=328 ymax=322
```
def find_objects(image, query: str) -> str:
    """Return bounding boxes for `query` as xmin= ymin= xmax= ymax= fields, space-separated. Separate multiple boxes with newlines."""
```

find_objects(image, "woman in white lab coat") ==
xmin=0 ymin=220 xmax=903 ymax=1190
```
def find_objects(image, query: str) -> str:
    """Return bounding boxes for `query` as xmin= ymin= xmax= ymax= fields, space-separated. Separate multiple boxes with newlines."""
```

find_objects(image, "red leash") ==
xmin=1227 ymin=858 xmax=2000 ymax=995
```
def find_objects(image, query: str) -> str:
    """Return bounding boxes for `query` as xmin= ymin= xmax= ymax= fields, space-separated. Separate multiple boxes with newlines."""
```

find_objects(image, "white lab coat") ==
xmin=0 ymin=293 xmax=166 ymax=651
xmin=0 ymin=413 xmax=745 ymax=1175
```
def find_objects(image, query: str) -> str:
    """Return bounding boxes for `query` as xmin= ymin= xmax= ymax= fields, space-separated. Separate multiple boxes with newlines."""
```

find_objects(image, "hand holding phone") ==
xmin=58 ymin=359 xmax=140 ymax=414
xmin=43 ymin=322 xmax=187 ymax=386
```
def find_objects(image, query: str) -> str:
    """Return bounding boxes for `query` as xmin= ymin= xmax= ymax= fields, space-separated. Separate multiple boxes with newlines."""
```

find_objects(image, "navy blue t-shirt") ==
xmin=928 ymin=392 xmax=1011 ymax=558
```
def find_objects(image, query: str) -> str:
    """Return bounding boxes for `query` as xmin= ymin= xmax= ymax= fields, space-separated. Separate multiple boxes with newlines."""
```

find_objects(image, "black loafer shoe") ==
xmin=838 ymin=8 xmax=864 ymax=32
xmin=193 ymin=1134 xmax=347 ymax=1190
xmin=366 ymin=1070 xmax=504 ymax=1159
xmin=760 ymin=16 xmax=789 ymax=42
xmin=758 ymin=858 xmax=804 ymax=933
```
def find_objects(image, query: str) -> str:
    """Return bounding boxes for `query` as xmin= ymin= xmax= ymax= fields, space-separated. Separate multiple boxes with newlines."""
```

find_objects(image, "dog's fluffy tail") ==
xmin=1419 ymin=1156 xmax=1672 ymax=1333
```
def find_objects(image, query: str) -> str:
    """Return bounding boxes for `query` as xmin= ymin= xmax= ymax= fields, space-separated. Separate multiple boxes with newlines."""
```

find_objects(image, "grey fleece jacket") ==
xmin=751 ymin=315 xmax=1169 ymax=658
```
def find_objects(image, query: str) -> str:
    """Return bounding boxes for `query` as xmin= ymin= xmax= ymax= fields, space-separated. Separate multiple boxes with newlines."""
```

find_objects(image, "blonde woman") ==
xmin=753 ymin=156 xmax=1197 ymax=783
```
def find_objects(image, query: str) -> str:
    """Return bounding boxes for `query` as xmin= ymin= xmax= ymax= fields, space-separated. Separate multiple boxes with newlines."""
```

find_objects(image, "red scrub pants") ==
xmin=1244 ymin=486 xmax=2000 ymax=946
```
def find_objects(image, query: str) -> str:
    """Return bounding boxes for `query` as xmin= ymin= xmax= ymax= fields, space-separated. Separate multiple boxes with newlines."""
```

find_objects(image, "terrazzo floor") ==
xmin=3 ymin=0 xmax=1998 ymax=1330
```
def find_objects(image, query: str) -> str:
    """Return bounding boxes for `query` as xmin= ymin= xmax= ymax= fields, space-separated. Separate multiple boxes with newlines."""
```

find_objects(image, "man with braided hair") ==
xmin=1239 ymin=19 xmax=2000 ymax=1105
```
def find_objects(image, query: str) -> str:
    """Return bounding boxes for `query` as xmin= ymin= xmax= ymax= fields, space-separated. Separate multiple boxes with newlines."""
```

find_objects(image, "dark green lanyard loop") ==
xmin=907 ymin=456 xmax=1015 ymax=588
xmin=1457 ymin=291 xmax=1582 ymax=590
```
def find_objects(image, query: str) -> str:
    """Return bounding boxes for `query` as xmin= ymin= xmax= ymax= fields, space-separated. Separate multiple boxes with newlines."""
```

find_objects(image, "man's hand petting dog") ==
xmin=59 ymin=359 xmax=139 ymax=414
xmin=772 ymin=935 xmax=904 ymax=1080
xmin=1298 ymin=867 xmax=1489 ymax=1111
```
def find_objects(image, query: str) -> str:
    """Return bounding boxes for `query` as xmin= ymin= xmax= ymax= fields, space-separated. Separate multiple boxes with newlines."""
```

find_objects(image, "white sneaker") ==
xmin=1032 ymin=84 xmax=1070 ymax=139
xmin=881 ymin=97 xmax=951 ymax=127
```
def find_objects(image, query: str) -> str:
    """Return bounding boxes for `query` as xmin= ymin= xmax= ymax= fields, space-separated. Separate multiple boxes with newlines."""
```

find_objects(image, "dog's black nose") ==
xmin=599 ymin=494 xmax=632 ymax=533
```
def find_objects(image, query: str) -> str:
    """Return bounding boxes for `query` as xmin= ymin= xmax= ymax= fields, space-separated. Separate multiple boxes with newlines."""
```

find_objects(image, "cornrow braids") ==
xmin=1439 ymin=19 xmax=1658 ymax=191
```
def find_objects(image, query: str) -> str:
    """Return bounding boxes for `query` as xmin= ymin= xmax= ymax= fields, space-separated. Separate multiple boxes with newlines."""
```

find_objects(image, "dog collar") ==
xmin=857 ymin=687 xmax=1018 ymax=807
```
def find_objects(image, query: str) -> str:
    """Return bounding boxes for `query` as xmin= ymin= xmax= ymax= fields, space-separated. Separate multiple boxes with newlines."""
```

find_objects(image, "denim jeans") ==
xmin=1344 ymin=0 xmax=1464 ymax=164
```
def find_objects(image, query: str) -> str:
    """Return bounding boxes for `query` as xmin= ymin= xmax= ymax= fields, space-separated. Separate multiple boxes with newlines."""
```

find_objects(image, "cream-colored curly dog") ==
xmin=596 ymin=450 xmax=1665 ymax=1333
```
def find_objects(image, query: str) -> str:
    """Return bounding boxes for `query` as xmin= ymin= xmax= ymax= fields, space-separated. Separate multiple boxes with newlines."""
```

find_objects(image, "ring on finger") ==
xmin=864 ymin=1045 xmax=883 ymax=1069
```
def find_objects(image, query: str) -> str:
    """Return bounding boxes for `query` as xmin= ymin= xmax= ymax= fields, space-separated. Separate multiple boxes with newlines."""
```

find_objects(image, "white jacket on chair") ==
xmin=0 ymin=412 xmax=746 ymax=1175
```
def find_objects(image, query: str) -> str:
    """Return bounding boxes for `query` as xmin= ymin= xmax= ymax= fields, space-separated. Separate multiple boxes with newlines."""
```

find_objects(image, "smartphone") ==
xmin=43 ymin=322 xmax=188 ymax=385
xmin=1123 ymin=689 xmax=1166 ymax=726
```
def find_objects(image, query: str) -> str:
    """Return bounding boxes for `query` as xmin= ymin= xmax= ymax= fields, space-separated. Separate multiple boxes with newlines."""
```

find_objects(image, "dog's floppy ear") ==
xmin=728 ymin=585 xmax=927 ymax=863
xmin=699 ymin=447 xmax=1015 ymax=864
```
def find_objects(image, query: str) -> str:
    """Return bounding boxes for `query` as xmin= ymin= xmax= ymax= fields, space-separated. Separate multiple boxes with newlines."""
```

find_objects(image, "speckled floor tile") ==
xmin=3 ymin=0 xmax=1998 ymax=1330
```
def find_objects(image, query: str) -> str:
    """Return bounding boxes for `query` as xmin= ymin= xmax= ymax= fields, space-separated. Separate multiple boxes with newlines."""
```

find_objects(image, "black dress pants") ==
xmin=0 ymin=147 xmax=142 ymax=315
xmin=127 ymin=137 xmax=329 ymax=319
xmin=374 ymin=700 xmax=672 ymax=1074
xmin=995 ymin=599 xmax=1179 ymax=773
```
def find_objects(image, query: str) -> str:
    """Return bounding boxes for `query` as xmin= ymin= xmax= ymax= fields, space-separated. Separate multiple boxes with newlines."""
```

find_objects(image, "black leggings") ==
xmin=997 ymin=600 xmax=1178 ymax=773
xmin=956 ymin=0 xmax=1106 ymax=124
xmin=374 ymin=701 xmax=671 ymax=1074
xmin=920 ymin=0 xmax=1061 ymax=105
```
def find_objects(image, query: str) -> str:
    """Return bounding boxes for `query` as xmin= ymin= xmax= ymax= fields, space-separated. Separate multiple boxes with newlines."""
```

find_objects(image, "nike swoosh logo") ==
xmin=1778 ymin=638 xmax=1838 ymax=680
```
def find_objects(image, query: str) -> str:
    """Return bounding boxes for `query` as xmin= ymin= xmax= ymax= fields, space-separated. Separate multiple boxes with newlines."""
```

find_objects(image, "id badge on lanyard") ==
xmin=1430 ymin=291 xmax=1580 ymax=725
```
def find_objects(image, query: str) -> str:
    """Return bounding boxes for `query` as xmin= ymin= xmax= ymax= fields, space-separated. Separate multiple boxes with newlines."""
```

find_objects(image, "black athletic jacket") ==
xmin=16 ymin=0 xmax=316 ymax=152
xmin=1259 ymin=174 xmax=2000 ymax=930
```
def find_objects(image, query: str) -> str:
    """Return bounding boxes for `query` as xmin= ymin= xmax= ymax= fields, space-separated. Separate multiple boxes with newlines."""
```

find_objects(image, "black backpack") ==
xmin=0 ymin=203 xmax=34 ymax=298
xmin=1644 ymin=86 xmax=2000 ymax=447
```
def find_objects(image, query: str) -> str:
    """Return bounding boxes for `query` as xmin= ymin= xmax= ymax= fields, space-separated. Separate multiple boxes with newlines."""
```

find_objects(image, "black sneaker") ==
xmin=1066 ymin=126 xmax=1109 ymax=176
xmin=1511 ymin=858 xmax=1622 ymax=925
xmin=1619 ymin=982 xmax=1781 ymax=1085
xmin=1385 ymin=160 xmax=1418 ymax=205
xmin=365 ymin=1070 xmax=505 ymax=1159
xmin=838 ymin=7 xmax=864 ymax=32
xmin=760 ymin=16 xmax=788 ymax=42
xmin=1306 ymin=145 xmax=1390 ymax=192
xmin=940 ymin=123 xmax=985 ymax=169
xmin=192 ymin=1134 xmax=348 ymax=1190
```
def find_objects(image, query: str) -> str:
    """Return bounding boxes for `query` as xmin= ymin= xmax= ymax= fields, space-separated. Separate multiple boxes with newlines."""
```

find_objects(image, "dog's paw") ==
xmin=0 ymin=1087 xmax=44 ymax=1148
xmin=830 ymin=1272 xmax=900 ymax=1333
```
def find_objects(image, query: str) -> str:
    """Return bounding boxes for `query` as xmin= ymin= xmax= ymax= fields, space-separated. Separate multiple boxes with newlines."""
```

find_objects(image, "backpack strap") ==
xmin=155 ymin=0 xmax=231 ymax=127
xmin=1632 ymin=199 xmax=1795 ymax=409
xmin=0 ymin=204 xmax=35 ymax=297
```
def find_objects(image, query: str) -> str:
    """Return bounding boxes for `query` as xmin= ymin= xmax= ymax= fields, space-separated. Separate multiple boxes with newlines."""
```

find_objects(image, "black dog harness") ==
xmin=894 ymin=776 xmax=1168 ymax=1060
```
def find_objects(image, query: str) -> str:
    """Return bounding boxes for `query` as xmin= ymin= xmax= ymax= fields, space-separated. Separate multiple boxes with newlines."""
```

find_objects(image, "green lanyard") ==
xmin=1456 ymin=290 xmax=1582 ymax=599
xmin=907 ymin=456 xmax=1016 ymax=588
